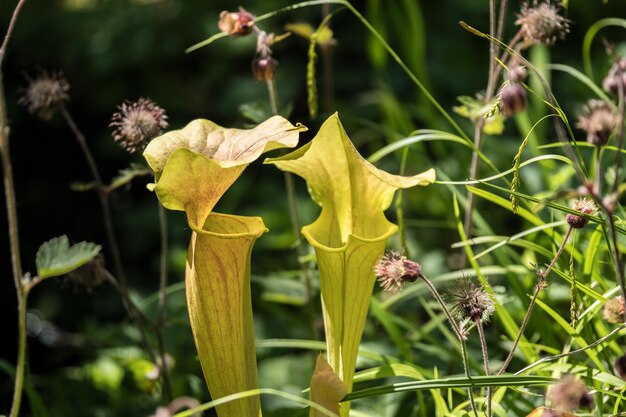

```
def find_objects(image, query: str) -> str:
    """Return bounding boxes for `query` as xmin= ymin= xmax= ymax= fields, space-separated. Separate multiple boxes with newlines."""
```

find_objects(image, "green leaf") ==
xmin=85 ymin=356 xmax=124 ymax=392
xmin=238 ymin=102 xmax=273 ymax=124
xmin=69 ymin=181 xmax=97 ymax=192
xmin=143 ymin=116 xmax=306 ymax=228
xmin=36 ymin=235 xmax=101 ymax=279
xmin=453 ymin=96 xmax=504 ymax=135
xmin=108 ymin=163 xmax=151 ymax=191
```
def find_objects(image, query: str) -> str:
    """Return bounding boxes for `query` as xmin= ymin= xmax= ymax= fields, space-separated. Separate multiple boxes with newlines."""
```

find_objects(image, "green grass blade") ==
xmin=582 ymin=18 xmax=626 ymax=79
xmin=344 ymin=375 xmax=557 ymax=401
xmin=549 ymin=63 xmax=611 ymax=101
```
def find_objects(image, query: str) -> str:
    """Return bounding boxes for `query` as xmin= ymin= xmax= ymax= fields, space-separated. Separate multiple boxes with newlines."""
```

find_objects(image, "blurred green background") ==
xmin=2 ymin=0 xmax=626 ymax=416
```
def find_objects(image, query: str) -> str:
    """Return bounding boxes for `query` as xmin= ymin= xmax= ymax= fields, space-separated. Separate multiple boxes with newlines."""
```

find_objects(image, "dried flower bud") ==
xmin=218 ymin=7 xmax=255 ymax=36
xmin=448 ymin=278 xmax=495 ymax=323
xmin=603 ymin=58 xmax=626 ymax=96
xmin=547 ymin=375 xmax=593 ymax=411
xmin=566 ymin=198 xmax=597 ymax=229
xmin=110 ymin=98 xmax=168 ymax=154
xmin=252 ymin=57 xmax=278 ymax=81
xmin=515 ymin=1 xmax=570 ymax=46
xmin=506 ymin=65 xmax=528 ymax=83
xmin=18 ymin=70 xmax=70 ymax=120
xmin=603 ymin=296 xmax=625 ymax=324
xmin=576 ymin=100 xmax=617 ymax=147
xmin=498 ymin=82 xmax=527 ymax=117
xmin=374 ymin=251 xmax=421 ymax=293
xmin=615 ymin=353 xmax=626 ymax=380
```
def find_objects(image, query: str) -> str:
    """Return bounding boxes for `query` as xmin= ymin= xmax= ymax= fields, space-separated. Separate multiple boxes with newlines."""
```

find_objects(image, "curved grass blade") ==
xmin=452 ymin=221 xmax=563 ymax=261
xmin=172 ymin=387 xmax=340 ymax=417
xmin=436 ymin=154 xmax=573 ymax=186
xmin=343 ymin=375 xmax=557 ymax=401
xmin=582 ymin=18 xmax=626 ymax=80
xmin=367 ymin=129 xmax=500 ymax=175
xmin=549 ymin=64 xmax=611 ymax=102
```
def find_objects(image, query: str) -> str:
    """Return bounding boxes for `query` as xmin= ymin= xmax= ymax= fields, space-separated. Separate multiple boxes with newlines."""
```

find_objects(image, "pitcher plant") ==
xmin=266 ymin=113 xmax=435 ymax=416
xmin=144 ymin=116 xmax=306 ymax=417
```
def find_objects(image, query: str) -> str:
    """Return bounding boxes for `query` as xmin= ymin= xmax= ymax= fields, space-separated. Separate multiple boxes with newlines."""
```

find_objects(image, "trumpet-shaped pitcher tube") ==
xmin=187 ymin=213 xmax=267 ymax=417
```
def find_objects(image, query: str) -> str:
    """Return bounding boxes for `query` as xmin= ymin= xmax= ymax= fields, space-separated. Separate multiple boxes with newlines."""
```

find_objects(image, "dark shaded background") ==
xmin=1 ymin=0 xmax=626 ymax=416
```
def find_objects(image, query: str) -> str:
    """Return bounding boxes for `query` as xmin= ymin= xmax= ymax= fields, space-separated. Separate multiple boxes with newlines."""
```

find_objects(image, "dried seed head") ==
xmin=252 ymin=31 xmax=277 ymax=81
xmin=602 ymin=296 xmax=625 ymax=324
xmin=65 ymin=254 xmax=107 ymax=292
xmin=615 ymin=353 xmax=626 ymax=380
xmin=374 ymin=251 xmax=421 ymax=293
xmin=218 ymin=7 xmax=255 ymax=36
xmin=515 ymin=1 xmax=570 ymax=46
xmin=110 ymin=98 xmax=168 ymax=154
xmin=576 ymin=100 xmax=618 ymax=147
xmin=506 ymin=65 xmax=528 ymax=83
xmin=566 ymin=198 xmax=597 ymax=229
xmin=603 ymin=57 xmax=626 ymax=96
xmin=18 ymin=70 xmax=70 ymax=120
xmin=498 ymin=82 xmax=527 ymax=117
xmin=448 ymin=278 xmax=495 ymax=323
xmin=547 ymin=375 xmax=593 ymax=411
xmin=252 ymin=57 xmax=278 ymax=81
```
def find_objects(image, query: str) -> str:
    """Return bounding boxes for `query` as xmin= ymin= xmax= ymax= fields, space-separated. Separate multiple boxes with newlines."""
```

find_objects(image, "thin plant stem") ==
xmin=158 ymin=203 xmax=168 ymax=334
xmin=419 ymin=274 xmax=462 ymax=337
xmin=58 ymin=103 xmax=126 ymax=283
xmin=103 ymin=270 xmax=161 ymax=365
xmin=157 ymin=203 xmax=173 ymax=402
xmin=320 ymin=4 xmax=334 ymax=112
xmin=463 ymin=122 xmax=485 ymax=241
xmin=0 ymin=0 xmax=27 ymax=65
xmin=0 ymin=6 xmax=29 ymax=412
xmin=498 ymin=224 xmax=573 ymax=375
xmin=476 ymin=320 xmax=492 ymax=417
xmin=0 ymin=68 xmax=24 ymax=298
xmin=9 ymin=291 xmax=27 ymax=417
xmin=496 ymin=0 xmax=508 ymax=44
xmin=459 ymin=340 xmax=480 ymax=417
xmin=610 ymin=72 xmax=626 ymax=321
xmin=488 ymin=0 xmax=497 ymax=100
xmin=266 ymin=79 xmax=279 ymax=115
xmin=419 ymin=273 xmax=479 ymax=417
xmin=594 ymin=146 xmax=602 ymax=196
xmin=611 ymin=58 xmax=625 ymax=198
